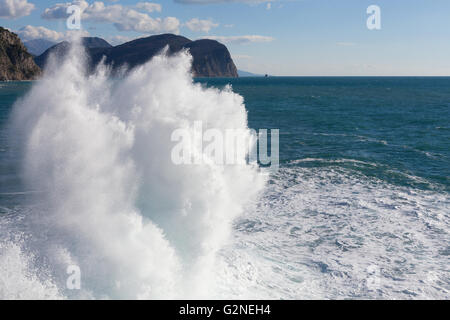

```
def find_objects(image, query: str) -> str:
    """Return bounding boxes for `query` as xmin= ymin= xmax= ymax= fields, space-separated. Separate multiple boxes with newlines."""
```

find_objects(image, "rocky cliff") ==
xmin=36 ymin=34 xmax=238 ymax=78
xmin=185 ymin=39 xmax=238 ymax=77
xmin=0 ymin=27 xmax=41 ymax=81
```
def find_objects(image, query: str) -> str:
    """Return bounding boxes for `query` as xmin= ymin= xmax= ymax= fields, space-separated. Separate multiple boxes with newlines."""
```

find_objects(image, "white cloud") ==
xmin=203 ymin=35 xmax=274 ymax=44
xmin=17 ymin=25 xmax=65 ymax=42
xmin=17 ymin=25 xmax=89 ymax=42
xmin=135 ymin=2 xmax=161 ymax=13
xmin=42 ymin=1 xmax=179 ymax=34
xmin=184 ymin=18 xmax=218 ymax=33
xmin=0 ymin=0 xmax=35 ymax=19
xmin=41 ymin=0 xmax=89 ymax=20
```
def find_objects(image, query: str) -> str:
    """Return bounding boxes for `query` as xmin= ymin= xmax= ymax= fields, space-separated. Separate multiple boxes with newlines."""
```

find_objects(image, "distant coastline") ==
xmin=1 ymin=29 xmax=240 ymax=80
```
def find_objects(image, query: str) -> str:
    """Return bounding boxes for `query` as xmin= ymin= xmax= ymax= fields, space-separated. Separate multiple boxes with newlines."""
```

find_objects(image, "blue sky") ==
xmin=1 ymin=0 xmax=450 ymax=76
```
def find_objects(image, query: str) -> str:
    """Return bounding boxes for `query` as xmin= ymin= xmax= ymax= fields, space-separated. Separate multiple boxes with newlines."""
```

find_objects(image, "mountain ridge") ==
xmin=24 ymin=39 xmax=56 ymax=56
xmin=36 ymin=34 xmax=238 ymax=78
xmin=238 ymin=70 xmax=263 ymax=77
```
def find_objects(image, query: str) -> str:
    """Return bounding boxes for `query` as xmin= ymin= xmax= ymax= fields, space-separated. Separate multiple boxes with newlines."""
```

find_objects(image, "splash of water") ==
xmin=4 ymin=38 xmax=266 ymax=299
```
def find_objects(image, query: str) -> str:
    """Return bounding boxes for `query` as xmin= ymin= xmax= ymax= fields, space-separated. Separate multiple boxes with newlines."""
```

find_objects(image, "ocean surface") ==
xmin=1 ymin=76 xmax=449 ymax=299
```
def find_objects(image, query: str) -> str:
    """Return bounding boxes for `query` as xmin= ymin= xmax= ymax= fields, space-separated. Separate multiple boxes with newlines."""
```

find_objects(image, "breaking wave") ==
xmin=1 ymin=39 xmax=266 ymax=299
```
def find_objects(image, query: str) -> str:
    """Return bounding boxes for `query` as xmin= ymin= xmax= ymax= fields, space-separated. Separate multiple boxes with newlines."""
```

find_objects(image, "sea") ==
xmin=0 ymin=52 xmax=449 ymax=299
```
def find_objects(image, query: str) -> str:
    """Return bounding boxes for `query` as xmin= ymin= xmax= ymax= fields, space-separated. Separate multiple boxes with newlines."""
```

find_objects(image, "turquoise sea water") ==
xmin=198 ymin=77 xmax=450 ymax=191
xmin=0 ymin=82 xmax=32 ymax=198
xmin=0 ymin=77 xmax=449 ymax=299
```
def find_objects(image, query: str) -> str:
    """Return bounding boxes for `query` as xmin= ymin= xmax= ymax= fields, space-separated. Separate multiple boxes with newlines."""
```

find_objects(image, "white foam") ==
xmin=218 ymin=166 xmax=449 ymax=299
xmin=0 ymin=242 xmax=62 ymax=299
xmin=2 ymin=39 xmax=266 ymax=299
